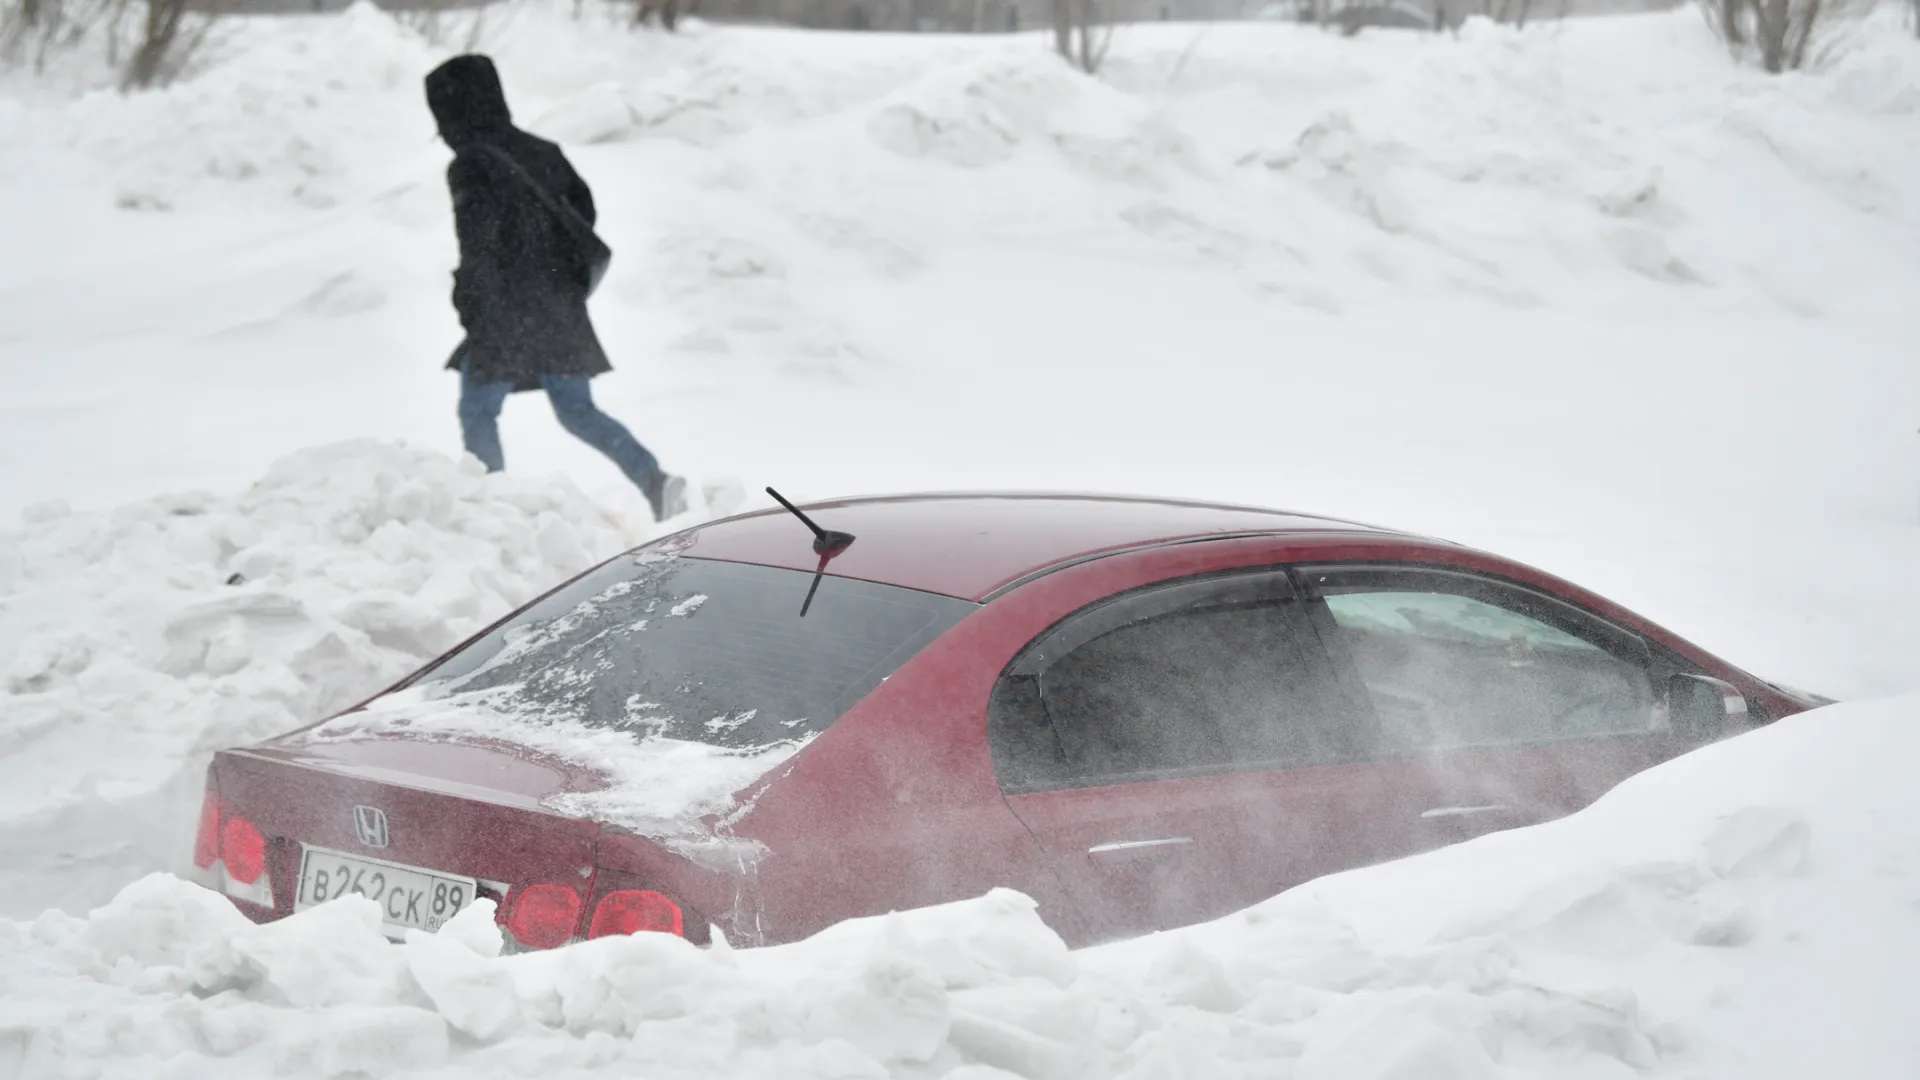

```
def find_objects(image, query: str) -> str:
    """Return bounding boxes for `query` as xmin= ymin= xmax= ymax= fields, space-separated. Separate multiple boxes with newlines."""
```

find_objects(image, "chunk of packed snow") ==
xmin=0 ymin=440 xmax=645 ymax=918
xmin=4 ymin=697 xmax=1917 ymax=1079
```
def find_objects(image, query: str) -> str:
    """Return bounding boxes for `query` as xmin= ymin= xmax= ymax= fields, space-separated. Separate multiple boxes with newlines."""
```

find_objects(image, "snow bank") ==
xmin=0 ymin=2 xmax=448 ymax=212
xmin=7 ymin=696 xmax=1917 ymax=1079
xmin=0 ymin=440 xmax=645 ymax=919
xmin=1088 ymin=696 xmax=1920 ymax=1079
xmin=11 ymin=3 xmax=1918 ymax=302
xmin=0 ymin=0 xmax=1916 ymax=966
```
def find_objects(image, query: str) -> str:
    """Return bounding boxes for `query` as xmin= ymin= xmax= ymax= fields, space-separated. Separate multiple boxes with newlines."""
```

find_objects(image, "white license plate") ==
xmin=296 ymin=845 xmax=477 ymax=934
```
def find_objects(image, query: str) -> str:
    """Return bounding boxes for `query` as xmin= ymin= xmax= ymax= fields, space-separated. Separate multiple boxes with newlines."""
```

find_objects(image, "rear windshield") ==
xmin=405 ymin=554 xmax=976 ymax=749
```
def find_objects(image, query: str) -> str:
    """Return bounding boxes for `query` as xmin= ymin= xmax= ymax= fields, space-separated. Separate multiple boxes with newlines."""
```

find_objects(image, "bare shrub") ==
xmin=397 ymin=0 xmax=490 ymax=50
xmin=124 ymin=0 xmax=221 ymax=88
xmin=627 ymin=0 xmax=700 ymax=30
xmin=1699 ymin=0 xmax=1872 ymax=72
xmin=0 ymin=0 xmax=39 ymax=56
xmin=634 ymin=0 xmax=680 ymax=29
xmin=1478 ymin=0 xmax=1534 ymax=25
xmin=1431 ymin=0 xmax=1564 ymax=32
xmin=3 ymin=0 xmax=118 ymax=73
xmin=2 ymin=0 xmax=218 ymax=88
xmin=1052 ymin=0 xmax=1113 ymax=73
xmin=1317 ymin=0 xmax=1434 ymax=34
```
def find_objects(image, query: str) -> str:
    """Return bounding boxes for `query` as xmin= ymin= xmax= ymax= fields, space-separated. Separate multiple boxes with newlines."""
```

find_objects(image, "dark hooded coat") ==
xmin=426 ymin=54 xmax=612 ymax=392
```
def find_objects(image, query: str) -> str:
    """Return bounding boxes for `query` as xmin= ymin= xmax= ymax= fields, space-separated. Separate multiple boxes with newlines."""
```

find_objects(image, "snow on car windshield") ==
xmin=313 ymin=551 xmax=975 ymax=843
xmin=395 ymin=551 xmax=975 ymax=749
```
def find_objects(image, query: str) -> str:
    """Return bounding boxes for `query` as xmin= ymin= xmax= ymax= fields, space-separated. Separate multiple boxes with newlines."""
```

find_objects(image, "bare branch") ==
xmin=1697 ymin=0 xmax=1868 ymax=72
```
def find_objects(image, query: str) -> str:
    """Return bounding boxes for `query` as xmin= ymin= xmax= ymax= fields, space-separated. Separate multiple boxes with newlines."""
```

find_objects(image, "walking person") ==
xmin=426 ymin=54 xmax=686 ymax=522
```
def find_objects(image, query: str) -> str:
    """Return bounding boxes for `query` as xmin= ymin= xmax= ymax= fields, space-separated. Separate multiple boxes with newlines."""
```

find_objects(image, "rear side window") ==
xmin=412 ymin=555 xmax=976 ymax=749
xmin=990 ymin=571 xmax=1362 ymax=792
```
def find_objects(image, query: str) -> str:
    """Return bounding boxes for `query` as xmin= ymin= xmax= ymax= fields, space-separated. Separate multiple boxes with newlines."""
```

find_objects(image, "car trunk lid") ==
xmin=211 ymin=736 xmax=603 ymax=940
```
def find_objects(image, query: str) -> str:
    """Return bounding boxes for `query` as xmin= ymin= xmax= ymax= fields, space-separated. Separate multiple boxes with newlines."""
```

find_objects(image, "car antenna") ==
xmin=765 ymin=487 xmax=855 ymax=556
xmin=765 ymin=487 xmax=855 ymax=617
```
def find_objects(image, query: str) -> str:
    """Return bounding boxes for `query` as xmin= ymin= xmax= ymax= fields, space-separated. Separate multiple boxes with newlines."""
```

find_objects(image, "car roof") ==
xmin=670 ymin=492 xmax=1411 ymax=602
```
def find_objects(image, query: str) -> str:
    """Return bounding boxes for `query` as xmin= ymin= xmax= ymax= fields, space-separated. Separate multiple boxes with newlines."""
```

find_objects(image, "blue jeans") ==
xmin=458 ymin=366 xmax=662 ymax=495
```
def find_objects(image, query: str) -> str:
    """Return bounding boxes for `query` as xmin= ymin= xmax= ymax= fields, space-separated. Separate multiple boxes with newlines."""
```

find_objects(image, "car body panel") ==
xmin=723 ymin=526 xmax=1798 ymax=945
xmin=1005 ymin=760 xmax=1427 ymax=943
xmin=714 ymin=595 xmax=1085 ymax=944
xmin=211 ymin=741 xmax=598 ymax=926
xmin=673 ymin=492 xmax=1388 ymax=602
xmin=239 ymin=734 xmax=605 ymax=810
xmin=988 ymin=532 xmax=1787 ymax=942
xmin=199 ymin=493 xmax=1816 ymax=951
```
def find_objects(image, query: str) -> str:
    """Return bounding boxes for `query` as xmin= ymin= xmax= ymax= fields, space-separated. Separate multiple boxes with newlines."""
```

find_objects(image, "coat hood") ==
xmin=426 ymin=54 xmax=512 ymax=144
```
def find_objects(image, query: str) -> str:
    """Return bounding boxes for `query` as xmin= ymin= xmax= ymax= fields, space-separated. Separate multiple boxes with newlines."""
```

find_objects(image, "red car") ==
xmin=193 ymin=492 xmax=1827 ymax=950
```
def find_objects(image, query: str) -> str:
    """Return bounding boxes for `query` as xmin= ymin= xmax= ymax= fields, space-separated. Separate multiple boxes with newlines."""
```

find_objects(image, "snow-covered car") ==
xmin=192 ymin=493 xmax=1827 ymax=951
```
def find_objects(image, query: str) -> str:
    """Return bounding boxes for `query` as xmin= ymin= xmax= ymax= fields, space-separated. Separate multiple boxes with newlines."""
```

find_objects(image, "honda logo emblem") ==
xmin=352 ymin=805 xmax=389 ymax=849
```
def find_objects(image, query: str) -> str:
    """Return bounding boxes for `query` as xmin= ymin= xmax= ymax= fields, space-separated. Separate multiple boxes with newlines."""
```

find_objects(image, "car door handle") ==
xmin=1419 ymin=804 xmax=1512 ymax=821
xmin=1088 ymin=837 xmax=1195 ymax=858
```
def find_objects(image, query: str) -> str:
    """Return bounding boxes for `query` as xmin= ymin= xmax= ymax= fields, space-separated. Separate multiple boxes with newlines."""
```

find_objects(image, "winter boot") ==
xmin=646 ymin=473 xmax=688 ymax=523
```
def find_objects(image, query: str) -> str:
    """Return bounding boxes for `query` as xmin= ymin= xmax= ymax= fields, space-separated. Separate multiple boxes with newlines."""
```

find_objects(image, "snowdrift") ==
xmin=0 ymin=441 xmax=645 ymax=919
xmin=7 ymin=695 xmax=1917 ymax=1080
xmin=7 ymin=2 xmax=1917 ymax=311
xmin=0 ymin=4 xmax=1916 ymax=1074
xmin=2 ymin=2 xmax=1916 ymax=712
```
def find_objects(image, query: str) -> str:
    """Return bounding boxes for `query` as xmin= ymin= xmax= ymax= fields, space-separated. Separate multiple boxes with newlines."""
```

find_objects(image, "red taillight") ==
xmin=221 ymin=817 xmax=267 ymax=884
xmin=506 ymin=884 xmax=583 ymax=949
xmin=588 ymin=889 xmax=685 ymax=939
xmin=193 ymin=791 xmax=221 ymax=870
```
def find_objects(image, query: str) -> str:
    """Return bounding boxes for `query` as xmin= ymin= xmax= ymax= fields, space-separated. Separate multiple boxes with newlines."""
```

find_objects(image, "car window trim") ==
xmin=976 ymin=528 xmax=1391 ymax=603
xmin=1293 ymin=563 xmax=1654 ymax=666
xmin=1006 ymin=567 xmax=1298 ymax=680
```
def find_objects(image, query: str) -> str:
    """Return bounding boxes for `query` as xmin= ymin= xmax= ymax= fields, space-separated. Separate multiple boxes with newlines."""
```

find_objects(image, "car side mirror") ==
xmin=1667 ymin=673 xmax=1751 ymax=742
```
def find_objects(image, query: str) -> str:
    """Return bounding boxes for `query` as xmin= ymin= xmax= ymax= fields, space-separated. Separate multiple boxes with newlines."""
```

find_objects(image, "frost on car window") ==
xmin=406 ymin=555 xmax=975 ymax=751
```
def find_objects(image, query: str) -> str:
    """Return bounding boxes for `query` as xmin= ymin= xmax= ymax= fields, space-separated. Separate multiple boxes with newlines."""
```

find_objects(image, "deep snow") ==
xmin=5 ymin=4 xmax=1916 ymax=697
xmin=0 ymin=442 xmax=657 ymax=917
xmin=2 ymin=3 xmax=1919 ymax=1077
xmin=5 ymin=0 xmax=1916 ymax=914
xmin=7 ymin=695 xmax=1918 ymax=1079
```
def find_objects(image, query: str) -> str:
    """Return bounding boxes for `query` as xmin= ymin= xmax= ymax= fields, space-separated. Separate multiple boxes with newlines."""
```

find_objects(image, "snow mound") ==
xmin=865 ymin=51 xmax=1085 ymax=169
xmin=9 ymin=2 xmax=1917 ymax=312
xmin=23 ymin=1 xmax=446 ymax=212
xmin=0 ymin=440 xmax=644 ymax=919
xmin=530 ymin=81 xmax=644 ymax=145
xmin=861 ymin=47 xmax=1197 ymax=197
xmin=7 ymin=697 xmax=1919 ymax=1079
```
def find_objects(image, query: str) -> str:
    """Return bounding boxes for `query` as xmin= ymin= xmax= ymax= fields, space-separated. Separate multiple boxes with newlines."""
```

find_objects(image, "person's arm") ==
xmin=448 ymin=154 xmax=503 ymax=327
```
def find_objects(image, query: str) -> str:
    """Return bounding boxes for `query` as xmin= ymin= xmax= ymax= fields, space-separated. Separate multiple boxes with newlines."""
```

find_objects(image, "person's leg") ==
xmin=542 ymin=375 xmax=684 ymax=518
xmin=457 ymin=363 xmax=513 ymax=472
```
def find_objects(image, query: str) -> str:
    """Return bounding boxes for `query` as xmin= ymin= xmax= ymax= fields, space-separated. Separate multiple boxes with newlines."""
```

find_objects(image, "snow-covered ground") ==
xmin=9 ymin=694 xmax=1919 ymax=1079
xmin=2 ymin=2 xmax=1918 ymax=1076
